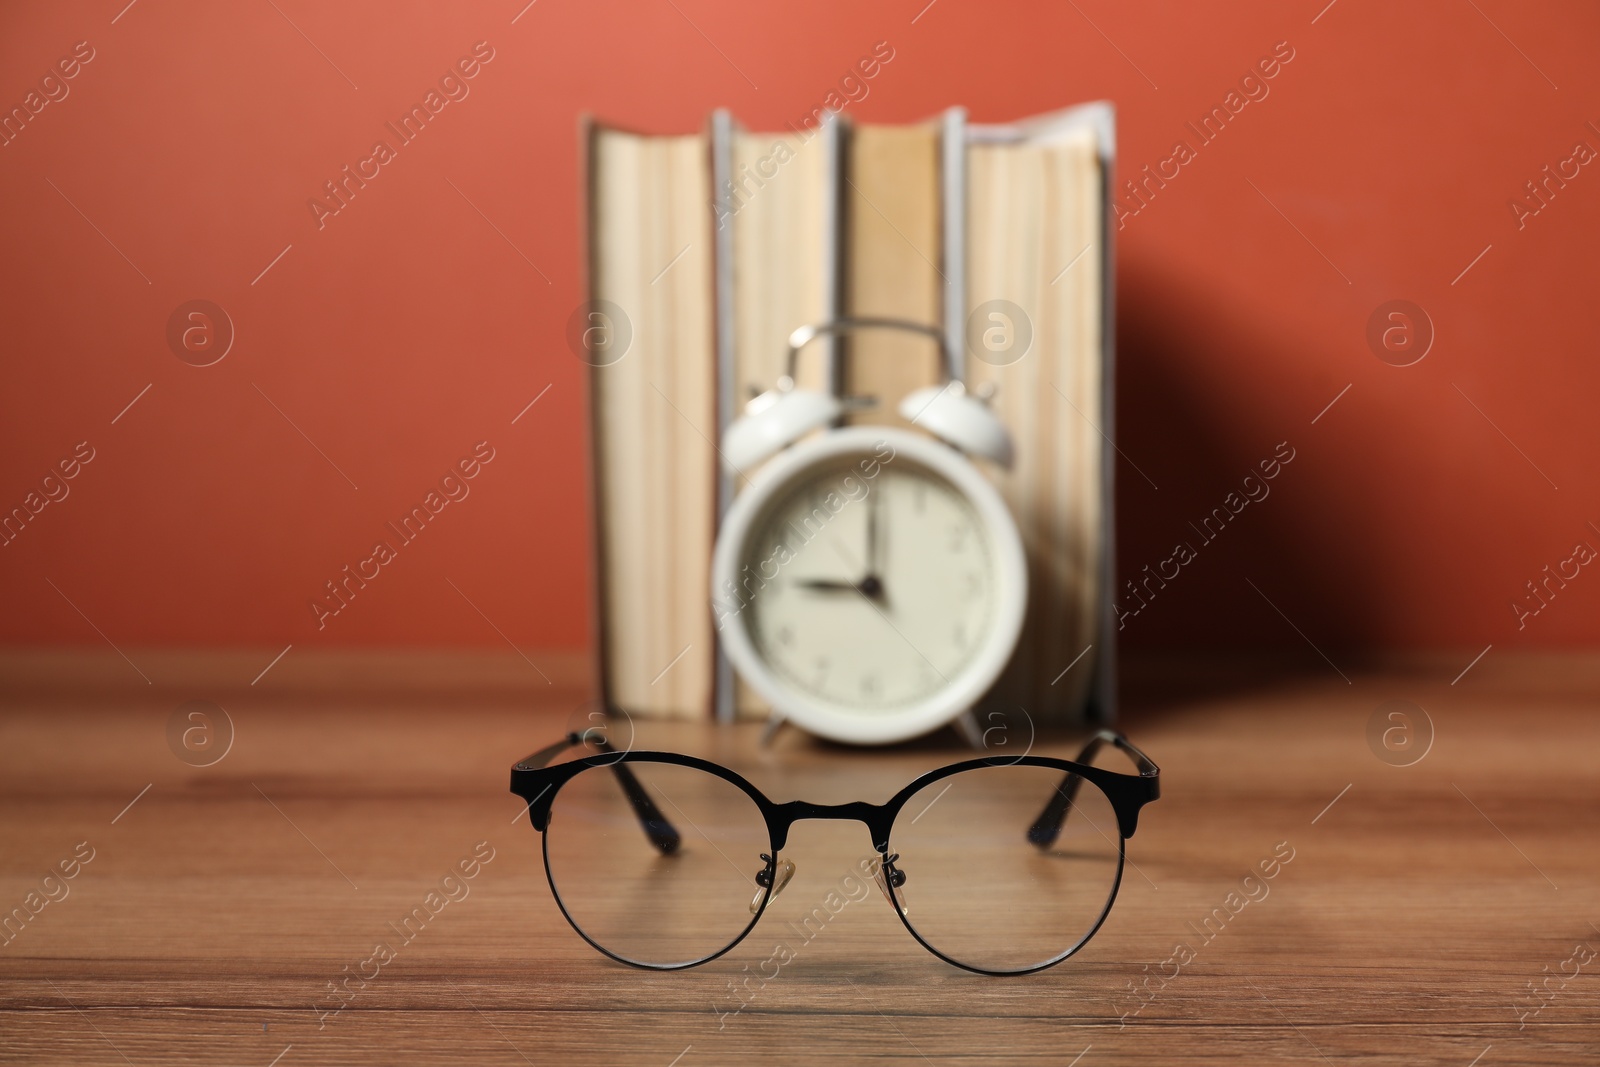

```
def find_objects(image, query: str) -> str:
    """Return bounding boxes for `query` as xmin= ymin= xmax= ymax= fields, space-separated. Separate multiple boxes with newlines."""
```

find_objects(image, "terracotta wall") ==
xmin=2 ymin=0 xmax=1595 ymax=657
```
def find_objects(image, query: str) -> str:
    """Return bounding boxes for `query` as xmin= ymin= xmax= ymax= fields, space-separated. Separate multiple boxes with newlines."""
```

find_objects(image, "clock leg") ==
xmin=953 ymin=708 xmax=985 ymax=750
xmin=759 ymin=711 xmax=789 ymax=748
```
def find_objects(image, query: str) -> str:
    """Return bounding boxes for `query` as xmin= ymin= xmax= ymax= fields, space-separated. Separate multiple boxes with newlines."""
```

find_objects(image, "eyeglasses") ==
xmin=509 ymin=729 xmax=1160 ymax=976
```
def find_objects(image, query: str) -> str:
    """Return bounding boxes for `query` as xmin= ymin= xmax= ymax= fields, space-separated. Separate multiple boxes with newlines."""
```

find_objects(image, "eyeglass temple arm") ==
xmin=1027 ymin=730 xmax=1160 ymax=848
xmin=519 ymin=731 xmax=681 ymax=855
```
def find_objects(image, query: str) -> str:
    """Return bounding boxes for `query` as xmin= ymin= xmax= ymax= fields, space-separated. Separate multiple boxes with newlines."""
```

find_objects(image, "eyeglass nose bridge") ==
xmin=765 ymin=799 xmax=894 ymax=852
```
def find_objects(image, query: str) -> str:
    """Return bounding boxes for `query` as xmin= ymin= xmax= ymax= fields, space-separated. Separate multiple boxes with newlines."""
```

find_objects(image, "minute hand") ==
xmin=865 ymin=483 xmax=882 ymax=579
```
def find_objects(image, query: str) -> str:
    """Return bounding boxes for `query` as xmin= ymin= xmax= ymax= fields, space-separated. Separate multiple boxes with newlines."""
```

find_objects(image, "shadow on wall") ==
xmin=1112 ymin=258 xmax=1378 ymax=675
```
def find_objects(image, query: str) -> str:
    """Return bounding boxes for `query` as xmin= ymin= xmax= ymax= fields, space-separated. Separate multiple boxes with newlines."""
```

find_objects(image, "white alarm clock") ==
xmin=712 ymin=318 xmax=1027 ymax=745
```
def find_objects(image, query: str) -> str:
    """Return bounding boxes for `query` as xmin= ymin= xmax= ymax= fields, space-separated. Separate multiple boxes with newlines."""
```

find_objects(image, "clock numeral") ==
xmin=860 ymin=674 xmax=879 ymax=698
xmin=813 ymin=656 xmax=830 ymax=684
xmin=948 ymin=523 xmax=969 ymax=552
xmin=963 ymin=571 xmax=982 ymax=600
xmin=776 ymin=625 xmax=794 ymax=647
xmin=953 ymin=621 xmax=968 ymax=650
xmin=913 ymin=481 xmax=927 ymax=514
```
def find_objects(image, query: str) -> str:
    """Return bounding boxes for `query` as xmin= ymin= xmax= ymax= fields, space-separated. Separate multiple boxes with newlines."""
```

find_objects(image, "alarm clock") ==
xmin=712 ymin=318 xmax=1028 ymax=745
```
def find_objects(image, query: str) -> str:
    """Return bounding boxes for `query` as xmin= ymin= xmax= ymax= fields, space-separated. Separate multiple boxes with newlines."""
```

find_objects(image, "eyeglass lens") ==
xmin=887 ymin=763 xmax=1124 ymax=972
xmin=543 ymin=760 xmax=771 ymax=968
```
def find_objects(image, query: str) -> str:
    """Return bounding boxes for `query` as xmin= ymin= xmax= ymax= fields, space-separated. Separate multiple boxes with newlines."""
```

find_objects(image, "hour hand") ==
xmin=796 ymin=578 xmax=859 ymax=593
xmin=797 ymin=576 xmax=884 ymax=599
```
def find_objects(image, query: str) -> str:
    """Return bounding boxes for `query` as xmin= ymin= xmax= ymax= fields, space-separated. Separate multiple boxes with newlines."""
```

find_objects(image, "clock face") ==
xmin=737 ymin=452 xmax=997 ymax=714
xmin=714 ymin=426 xmax=1028 ymax=745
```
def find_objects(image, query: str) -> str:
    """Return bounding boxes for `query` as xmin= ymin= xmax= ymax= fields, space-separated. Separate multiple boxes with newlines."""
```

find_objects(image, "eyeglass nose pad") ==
xmin=750 ymin=853 xmax=797 ymax=914
xmin=873 ymin=853 xmax=908 ymax=914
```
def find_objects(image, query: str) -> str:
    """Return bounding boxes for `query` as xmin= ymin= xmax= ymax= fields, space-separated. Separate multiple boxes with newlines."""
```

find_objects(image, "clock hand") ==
xmin=866 ymin=487 xmax=888 ymax=600
xmin=797 ymin=576 xmax=885 ymax=598
xmin=865 ymin=484 xmax=880 ymax=578
xmin=821 ymin=534 xmax=885 ymax=600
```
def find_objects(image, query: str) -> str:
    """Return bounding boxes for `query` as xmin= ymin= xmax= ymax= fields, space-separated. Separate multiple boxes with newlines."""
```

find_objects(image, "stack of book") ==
xmin=583 ymin=103 xmax=1116 ymax=726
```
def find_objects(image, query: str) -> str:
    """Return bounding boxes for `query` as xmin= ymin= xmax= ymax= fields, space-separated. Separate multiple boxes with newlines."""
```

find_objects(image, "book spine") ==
xmin=579 ymin=114 xmax=615 ymax=718
xmin=820 ymin=112 xmax=846 ymax=404
xmin=940 ymin=107 xmax=967 ymax=385
xmin=1092 ymin=106 xmax=1119 ymax=726
xmin=711 ymin=109 xmax=736 ymax=725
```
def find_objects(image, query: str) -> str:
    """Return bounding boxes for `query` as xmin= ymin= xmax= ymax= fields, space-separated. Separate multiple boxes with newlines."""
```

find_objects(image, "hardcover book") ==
xmin=582 ymin=103 xmax=1116 ymax=726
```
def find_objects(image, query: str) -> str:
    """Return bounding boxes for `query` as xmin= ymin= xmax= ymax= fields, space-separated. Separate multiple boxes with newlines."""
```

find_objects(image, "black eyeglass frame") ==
xmin=510 ymin=729 xmax=1160 ymax=976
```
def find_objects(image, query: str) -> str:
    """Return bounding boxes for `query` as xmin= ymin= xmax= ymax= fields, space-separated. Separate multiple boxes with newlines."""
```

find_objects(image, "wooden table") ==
xmin=2 ymin=653 xmax=1597 ymax=1065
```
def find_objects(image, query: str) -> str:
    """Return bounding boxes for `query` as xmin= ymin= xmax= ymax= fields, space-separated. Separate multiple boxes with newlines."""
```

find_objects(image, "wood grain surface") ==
xmin=1 ymin=652 xmax=1597 ymax=1065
